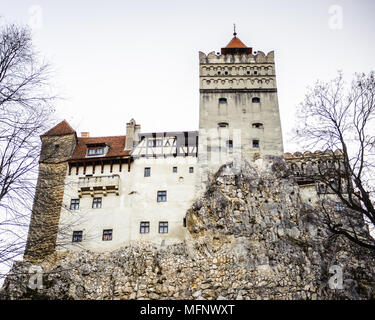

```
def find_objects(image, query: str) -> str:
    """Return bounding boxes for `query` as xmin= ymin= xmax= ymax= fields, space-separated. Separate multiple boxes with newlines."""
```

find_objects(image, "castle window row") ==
xmin=201 ymin=66 xmax=273 ymax=76
xmin=217 ymin=121 xmax=264 ymax=129
xmin=144 ymin=166 xmax=194 ymax=177
xmin=218 ymin=97 xmax=261 ymax=104
xmin=72 ymin=221 xmax=170 ymax=242
xmin=204 ymin=78 xmax=272 ymax=86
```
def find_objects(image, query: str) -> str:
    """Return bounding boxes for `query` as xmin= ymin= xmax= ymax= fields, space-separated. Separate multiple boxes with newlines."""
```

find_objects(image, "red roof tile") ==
xmin=42 ymin=120 xmax=76 ymax=137
xmin=71 ymin=136 xmax=130 ymax=160
xmin=225 ymin=36 xmax=248 ymax=49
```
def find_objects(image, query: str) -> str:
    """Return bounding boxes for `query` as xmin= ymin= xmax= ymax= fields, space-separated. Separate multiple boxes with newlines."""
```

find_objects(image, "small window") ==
xmin=88 ymin=148 xmax=104 ymax=156
xmin=224 ymin=71 xmax=229 ymax=75
xmin=140 ymin=222 xmax=150 ymax=234
xmin=219 ymin=98 xmax=227 ymax=104
xmin=157 ymin=191 xmax=167 ymax=202
xmin=218 ymin=122 xmax=229 ymax=128
xmin=92 ymin=197 xmax=102 ymax=209
xmin=189 ymin=167 xmax=194 ymax=173
xmin=159 ymin=222 xmax=168 ymax=234
xmin=252 ymin=140 xmax=260 ymax=148
xmin=226 ymin=140 xmax=233 ymax=149
xmin=70 ymin=199 xmax=80 ymax=210
xmin=102 ymin=229 xmax=112 ymax=241
xmin=252 ymin=97 xmax=261 ymax=103
xmin=144 ymin=167 xmax=151 ymax=177
xmin=252 ymin=123 xmax=264 ymax=129
xmin=254 ymin=71 xmax=258 ymax=75
xmin=72 ymin=231 xmax=83 ymax=243
xmin=173 ymin=167 xmax=177 ymax=173
xmin=247 ymin=71 xmax=251 ymax=75
xmin=183 ymin=218 xmax=187 ymax=228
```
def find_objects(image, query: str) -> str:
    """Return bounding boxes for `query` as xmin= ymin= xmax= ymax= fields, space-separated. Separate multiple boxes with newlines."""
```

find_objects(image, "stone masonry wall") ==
xmin=23 ymin=133 xmax=76 ymax=261
xmin=2 ymin=158 xmax=375 ymax=300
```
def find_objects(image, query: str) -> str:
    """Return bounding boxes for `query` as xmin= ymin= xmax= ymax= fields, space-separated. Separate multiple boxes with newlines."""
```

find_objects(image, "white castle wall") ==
xmin=56 ymin=157 xmax=197 ymax=252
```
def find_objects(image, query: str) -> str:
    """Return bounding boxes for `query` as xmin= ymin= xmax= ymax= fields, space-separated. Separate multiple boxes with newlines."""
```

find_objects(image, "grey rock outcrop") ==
xmin=1 ymin=158 xmax=375 ymax=300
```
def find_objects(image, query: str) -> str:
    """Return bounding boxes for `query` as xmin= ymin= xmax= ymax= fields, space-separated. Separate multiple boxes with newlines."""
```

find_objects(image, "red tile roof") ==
xmin=42 ymin=120 xmax=76 ymax=137
xmin=225 ymin=36 xmax=248 ymax=48
xmin=70 ymin=136 xmax=130 ymax=160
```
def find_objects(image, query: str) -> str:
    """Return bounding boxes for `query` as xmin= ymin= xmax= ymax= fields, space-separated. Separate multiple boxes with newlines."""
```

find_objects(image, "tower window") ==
xmin=219 ymin=98 xmax=227 ymax=104
xmin=173 ymin=167 xmax=177 ymax=173
xmin=218 ymin=122 xmax=229 ymax=128
xmin=102 ymin=229 xmax=113 ymax=241
xmin=189 ymin=167 xmax=194 ymax=173
xmin=252 ymin=97 xmax=261 ymax=103
xmin=72 ymin=231 xmax=83 ymax=243
xmin=159 ymin=222 xmax=169 ymax=234
xmin=252 ymin=140 xmax=260 ymax=148
xmin=227 ymin=140 xmax=233 ymax=149
xmin=218 ymin=71 xmax=221 ymax=75
xmin=252 ymin=123 xmax=264 ymax=129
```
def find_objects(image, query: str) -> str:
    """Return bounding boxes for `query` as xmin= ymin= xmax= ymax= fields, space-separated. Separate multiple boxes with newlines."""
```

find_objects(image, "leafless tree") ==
xmin=0 ymin=23 xmax=55 ymax=278
xmin=294 ymin=71 xmax=375 ymax=250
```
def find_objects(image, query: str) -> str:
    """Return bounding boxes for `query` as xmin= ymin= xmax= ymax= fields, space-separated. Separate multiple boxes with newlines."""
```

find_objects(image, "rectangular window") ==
xmin=173 ymin=167 xmax=177 ymax=173
xmin=92 ymin=197 xmax=102 ymax=209
xmin=144 ymin=167 xmax=151 ymax=177
xmin=226 ymin=140 xmax=233 ymax=149
xmin=72 ymin=231 xmax=83 ymax=243
xmin=102 ymin=229 xmax=113 ymax=241
xmin=88 ymin=148 xmax=104 ymax=156
xmin=70 ymin=199 xmax=80 ymax=210
xmin=157 ymin=191 xmax=167 ymax=202
xmin=140 ymin=222 xmax=150 ymax=234
xmin=189 ymin=167 xmax=194 ymax=173
xmin=183 ymin=218 xmax=187 ymax=228
xmin=252 ymin=140 xmax=260 ymax=148
xmin=159 ymin=222 xmax=168 ymax=234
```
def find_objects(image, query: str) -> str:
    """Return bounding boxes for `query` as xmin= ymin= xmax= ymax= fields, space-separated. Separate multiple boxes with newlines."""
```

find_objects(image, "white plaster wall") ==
xmin=56 ymin=156 xmax=197 ymax=252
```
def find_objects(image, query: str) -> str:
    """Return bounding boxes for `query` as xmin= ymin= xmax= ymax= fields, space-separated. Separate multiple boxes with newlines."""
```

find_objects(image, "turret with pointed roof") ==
xmin=221 ymin=29 xmax=253 ymax=55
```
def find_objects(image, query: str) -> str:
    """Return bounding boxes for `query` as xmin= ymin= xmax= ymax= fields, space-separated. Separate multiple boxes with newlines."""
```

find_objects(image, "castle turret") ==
xmin=24 ymin=120 xmax=77 ymax=261
xmin=197 ymin=31 xmax=284 ymax=189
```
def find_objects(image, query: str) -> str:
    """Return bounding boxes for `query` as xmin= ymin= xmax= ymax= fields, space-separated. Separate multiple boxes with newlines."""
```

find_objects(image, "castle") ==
xmin=23 ymin=32 xmax=335 ymax=260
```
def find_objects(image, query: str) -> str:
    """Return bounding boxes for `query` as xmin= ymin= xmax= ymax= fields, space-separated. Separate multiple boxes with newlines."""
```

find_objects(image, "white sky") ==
xmin=1 ymin=0 xmax=375 ymax=153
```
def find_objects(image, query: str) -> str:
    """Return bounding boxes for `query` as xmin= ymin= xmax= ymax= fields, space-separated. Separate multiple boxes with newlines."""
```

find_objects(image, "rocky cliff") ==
xmin=1 ymin=158 xmax=375 ymax=300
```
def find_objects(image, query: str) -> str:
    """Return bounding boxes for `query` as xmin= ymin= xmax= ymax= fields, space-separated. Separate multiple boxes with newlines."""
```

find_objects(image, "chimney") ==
xmin=125 ymin=119 xmax=139 ymax=150
xmin=81 ymin=132 xmax=90 ymax=137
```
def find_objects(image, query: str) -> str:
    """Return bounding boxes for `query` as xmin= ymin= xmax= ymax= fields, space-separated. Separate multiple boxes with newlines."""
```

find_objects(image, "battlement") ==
xmin=199 ymin=50 xmax=275 ymax=64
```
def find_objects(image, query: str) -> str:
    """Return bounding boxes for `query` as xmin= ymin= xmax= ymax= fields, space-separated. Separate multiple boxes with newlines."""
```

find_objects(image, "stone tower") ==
xmin=197 ymin=31 xmax=284 ymax=188
xmin=24 ymin=120 xmax=77 ymax=261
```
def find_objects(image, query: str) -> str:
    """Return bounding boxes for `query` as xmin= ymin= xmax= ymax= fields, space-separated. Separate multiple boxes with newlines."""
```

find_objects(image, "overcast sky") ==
xmin=1 ymin=0 xmax=375 ymax=152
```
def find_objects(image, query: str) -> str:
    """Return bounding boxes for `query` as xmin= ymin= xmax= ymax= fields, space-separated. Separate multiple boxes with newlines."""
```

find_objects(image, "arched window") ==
xmin=219 ymin=98 xmax=227 ymax=104
xmin=252 ymin=97 xmax=261 ymax=103
xmin=252 ymin=123 xmax=264 ymax=129
xmin=218 ymin=122 xmax=229 ymax=128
